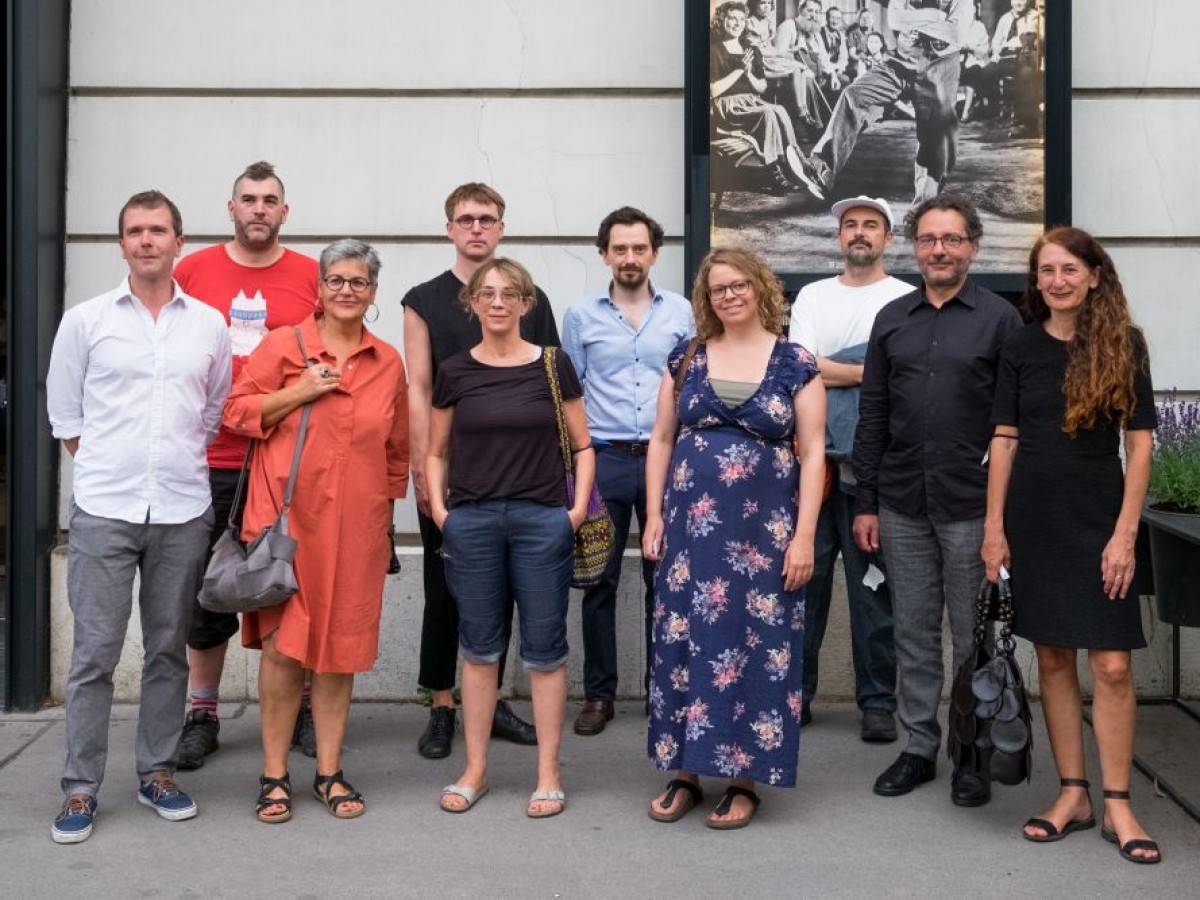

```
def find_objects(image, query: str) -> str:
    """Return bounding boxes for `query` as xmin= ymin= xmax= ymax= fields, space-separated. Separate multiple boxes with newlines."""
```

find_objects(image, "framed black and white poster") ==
xmin=685 ymin=0 xmax=1071 ymax=294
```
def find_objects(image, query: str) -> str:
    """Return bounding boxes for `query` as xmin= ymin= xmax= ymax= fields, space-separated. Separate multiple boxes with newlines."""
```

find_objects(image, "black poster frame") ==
xmin=685 ymin=0 xmax=1072 ymax=296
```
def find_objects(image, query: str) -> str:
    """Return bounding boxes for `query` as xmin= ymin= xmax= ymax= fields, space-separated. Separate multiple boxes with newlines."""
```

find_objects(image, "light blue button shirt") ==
xmin=561 ymin=283 xmax=693 ymax=442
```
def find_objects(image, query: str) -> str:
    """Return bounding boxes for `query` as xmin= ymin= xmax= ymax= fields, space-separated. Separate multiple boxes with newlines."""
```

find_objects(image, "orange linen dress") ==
xmin=223 ymin=314 xmax=409 ymax=673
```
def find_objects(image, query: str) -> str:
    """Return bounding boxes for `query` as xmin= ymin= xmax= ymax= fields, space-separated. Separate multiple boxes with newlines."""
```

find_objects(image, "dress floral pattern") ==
xmin=649 ymin=337 xmax=818 ymax=787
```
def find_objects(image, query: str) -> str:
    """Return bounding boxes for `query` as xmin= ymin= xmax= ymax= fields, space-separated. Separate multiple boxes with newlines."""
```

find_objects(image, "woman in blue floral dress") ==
xmin=642 ymin=247 xmax=826 ymax=829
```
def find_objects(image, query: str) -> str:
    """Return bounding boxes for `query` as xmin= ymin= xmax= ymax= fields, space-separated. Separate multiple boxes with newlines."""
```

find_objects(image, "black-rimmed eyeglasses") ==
xmin=323 ymin=275 xmax=374 ymax=293
xmin=914 ymin=234 xmax=968 ymax=250
xmin=453 ymin=215 xmax=501 ymax=230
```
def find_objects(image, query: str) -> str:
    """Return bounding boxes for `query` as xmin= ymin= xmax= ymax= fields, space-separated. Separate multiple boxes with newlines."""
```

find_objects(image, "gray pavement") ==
xmin=1 ymin=701 xmax=1197 ymax=898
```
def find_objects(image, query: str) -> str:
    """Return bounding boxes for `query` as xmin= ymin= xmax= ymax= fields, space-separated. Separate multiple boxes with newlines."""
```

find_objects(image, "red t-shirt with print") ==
xmin=175 ymin=244 xmax=319 ymax=469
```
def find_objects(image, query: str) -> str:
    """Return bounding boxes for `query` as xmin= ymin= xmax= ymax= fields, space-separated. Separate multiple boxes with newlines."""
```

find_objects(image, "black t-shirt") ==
xmin=401 ymin=269 xmax=560 ymax=378
xmin=432 ymin=348 xmax=583 ymax=508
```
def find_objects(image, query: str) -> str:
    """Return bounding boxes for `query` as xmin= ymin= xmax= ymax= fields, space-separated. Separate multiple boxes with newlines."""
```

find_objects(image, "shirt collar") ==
xmin=307 ymin=310 xmax=380 ymax=360
xmin=599 ymin=280 xmax=665 ymax=306
xmin=116 ymin=277 xmax=190 ymax=308
xmin=909 ymin=277 xmax=979 ymax=312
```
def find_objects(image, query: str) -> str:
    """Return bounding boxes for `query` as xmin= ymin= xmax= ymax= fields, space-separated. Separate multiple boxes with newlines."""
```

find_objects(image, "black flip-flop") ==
xmin=648 ymin=779 xmax=704 ymax=823
xmin=705 ymin=785 xmax=761 ymax=831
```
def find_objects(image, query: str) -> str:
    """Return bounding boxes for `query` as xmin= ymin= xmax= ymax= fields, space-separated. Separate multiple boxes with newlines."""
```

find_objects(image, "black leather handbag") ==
xmin=947 ymin=575 xmax=1033 ymax=787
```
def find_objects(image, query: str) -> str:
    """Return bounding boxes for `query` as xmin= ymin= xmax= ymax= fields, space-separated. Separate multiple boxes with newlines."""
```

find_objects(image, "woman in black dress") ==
xmin=982 ymin=227 xmax=1160 ymax=864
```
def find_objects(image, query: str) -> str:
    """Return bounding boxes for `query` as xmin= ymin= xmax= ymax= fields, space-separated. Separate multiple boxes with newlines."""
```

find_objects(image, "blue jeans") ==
xmin=802 ymin=483 xmax=896 ymax=711
xmin=441 ymin=499 xmax=573 ymax=671
xmin=878 ymin=507 xmax=984 ymax=761
xmin=580 ymin=445 xmax=655 ymax=701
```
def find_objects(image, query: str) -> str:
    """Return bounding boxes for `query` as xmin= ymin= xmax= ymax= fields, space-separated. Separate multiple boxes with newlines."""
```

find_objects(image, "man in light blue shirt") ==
xmin=561 ymin=207 xmax=692 ymax=735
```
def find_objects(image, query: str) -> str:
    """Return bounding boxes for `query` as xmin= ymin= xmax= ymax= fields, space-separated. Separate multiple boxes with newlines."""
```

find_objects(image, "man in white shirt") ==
xmin=789 ymin=196 xmax=911 ymax=743
xmin=46 ymin=191 xmax=232 ymax=844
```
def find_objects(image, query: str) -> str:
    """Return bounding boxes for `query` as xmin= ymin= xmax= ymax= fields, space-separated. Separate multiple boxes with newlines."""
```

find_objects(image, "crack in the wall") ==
xmin=476 ymin=99 xmax=495 ymax=183
xmin=1141 ymin=0 xmax=1158 ymax=88
xmin=503 ymin=0 xmax=530 ymax=89
xmin=1141 ymin=110 xmax=1176 ymax=235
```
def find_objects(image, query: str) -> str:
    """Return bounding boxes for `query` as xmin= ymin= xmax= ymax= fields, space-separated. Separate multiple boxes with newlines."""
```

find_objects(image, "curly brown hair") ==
xmin=690 ymin=246 xmax=787 ymax=340
xmin=1024 ymin=227 xmax=1143 ymax=434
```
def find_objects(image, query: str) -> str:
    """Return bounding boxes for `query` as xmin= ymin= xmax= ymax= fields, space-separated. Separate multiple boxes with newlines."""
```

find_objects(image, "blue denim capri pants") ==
xmin=441 ymin=499 xmax=573 ymax=671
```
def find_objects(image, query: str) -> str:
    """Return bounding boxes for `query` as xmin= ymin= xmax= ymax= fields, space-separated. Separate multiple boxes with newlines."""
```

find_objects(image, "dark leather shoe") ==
xmin=573 ymin=700 xmax=615 ymax=736
xmin=418 ymin=706 xmax=456 ymax=760
xmin=951 ymin=770 xmax=992 ymax=807
xmin=492 ymin=700 xmax=537 ymax=745
xmin=861 ymin=708 xmax=898 ymax=744
xmin=873 ymin=752 xmax=936 ymax=797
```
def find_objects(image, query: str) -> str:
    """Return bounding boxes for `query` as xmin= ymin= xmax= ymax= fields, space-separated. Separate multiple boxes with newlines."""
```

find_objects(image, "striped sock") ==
xmin=189 ymin=688 xmax=218 ymax=719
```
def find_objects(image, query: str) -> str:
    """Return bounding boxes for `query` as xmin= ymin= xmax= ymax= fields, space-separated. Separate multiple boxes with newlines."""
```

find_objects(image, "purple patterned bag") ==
xmin=543 ymin=348 xmax=616 ymax=588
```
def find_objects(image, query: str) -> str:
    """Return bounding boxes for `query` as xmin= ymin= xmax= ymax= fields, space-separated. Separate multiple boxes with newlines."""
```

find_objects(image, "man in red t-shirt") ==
xmin=172 ymin=161 xmax=319 ymax=769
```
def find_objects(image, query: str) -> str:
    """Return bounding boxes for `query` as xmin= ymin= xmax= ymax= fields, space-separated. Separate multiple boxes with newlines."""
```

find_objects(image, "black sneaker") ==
xmin=175 ymin=709 xmax=219 ymax=771
xmin=492 ymin=700 xmax=537 ymax=745
xmin=418 ymin=706 xmax=457 ymax=760
xmin=292 ymin=700 xmax=316 ymax=758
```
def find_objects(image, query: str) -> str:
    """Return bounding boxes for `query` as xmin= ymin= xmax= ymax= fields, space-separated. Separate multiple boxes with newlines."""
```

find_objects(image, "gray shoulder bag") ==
xmin=197 ymin=327 xmax=314 ymax=614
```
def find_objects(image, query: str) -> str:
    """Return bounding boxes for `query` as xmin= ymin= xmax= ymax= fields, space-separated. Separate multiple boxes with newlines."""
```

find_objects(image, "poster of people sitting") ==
xmin=692 ymin=0 xmax=1064 ymax=282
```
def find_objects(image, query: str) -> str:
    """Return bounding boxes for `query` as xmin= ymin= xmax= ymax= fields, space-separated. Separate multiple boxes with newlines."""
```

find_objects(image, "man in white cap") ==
xmin=789 ymin=195 xmax=911 ymax=742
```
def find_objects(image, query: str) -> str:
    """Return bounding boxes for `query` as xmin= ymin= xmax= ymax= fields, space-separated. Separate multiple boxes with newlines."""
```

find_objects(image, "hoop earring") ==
xmin=365 ymin=303 xmax=380 ymax=324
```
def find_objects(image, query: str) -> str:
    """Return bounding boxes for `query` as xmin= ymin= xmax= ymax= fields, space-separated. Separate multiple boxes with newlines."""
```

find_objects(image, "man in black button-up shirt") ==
xmin=852 ymin=194 xmax=1021 ymax=807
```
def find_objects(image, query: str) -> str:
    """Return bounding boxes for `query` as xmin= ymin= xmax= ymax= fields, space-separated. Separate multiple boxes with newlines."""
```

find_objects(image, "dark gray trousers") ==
xmin=879 ymin=507 xmax=983 ymax=761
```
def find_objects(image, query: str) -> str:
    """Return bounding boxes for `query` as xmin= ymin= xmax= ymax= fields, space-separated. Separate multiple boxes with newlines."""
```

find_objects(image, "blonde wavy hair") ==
xmin=690 ymin=246 xmax=787 ymax=340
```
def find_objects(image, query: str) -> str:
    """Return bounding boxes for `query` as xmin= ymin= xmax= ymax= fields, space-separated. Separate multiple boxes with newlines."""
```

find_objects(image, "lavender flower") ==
xmin=1150 ymin=391 xmax=1200 ymax=513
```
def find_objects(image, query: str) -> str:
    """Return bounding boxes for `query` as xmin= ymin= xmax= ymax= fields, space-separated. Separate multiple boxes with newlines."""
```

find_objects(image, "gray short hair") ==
xmin=319 ymin=239 xmax=382 ymax=281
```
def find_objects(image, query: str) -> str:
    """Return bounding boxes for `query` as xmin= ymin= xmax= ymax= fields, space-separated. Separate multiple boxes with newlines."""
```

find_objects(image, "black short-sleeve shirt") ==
xmin=401 ymin=269 xmax=560 ymax=379
xmin=433 ymin=347 xmax=582 ymax=508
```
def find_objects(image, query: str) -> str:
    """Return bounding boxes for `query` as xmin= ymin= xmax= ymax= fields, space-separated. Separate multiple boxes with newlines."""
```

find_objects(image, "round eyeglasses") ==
xmin=453 ymin=215 xmax=501 ymax=230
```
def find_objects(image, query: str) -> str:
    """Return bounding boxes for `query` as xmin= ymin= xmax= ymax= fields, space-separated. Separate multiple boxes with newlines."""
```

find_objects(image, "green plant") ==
xmin=1149 ymin=392 xmax=1200 ymax=514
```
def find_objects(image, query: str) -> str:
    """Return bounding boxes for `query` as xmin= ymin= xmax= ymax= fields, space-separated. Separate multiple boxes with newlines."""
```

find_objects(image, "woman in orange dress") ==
xmin=222 ymin=239 xmax=408 ymax=822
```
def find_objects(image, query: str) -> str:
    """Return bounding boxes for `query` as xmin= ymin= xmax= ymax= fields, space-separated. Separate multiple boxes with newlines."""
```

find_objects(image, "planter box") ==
xmin=1142 ymin=505 xmax=1200 ymax=627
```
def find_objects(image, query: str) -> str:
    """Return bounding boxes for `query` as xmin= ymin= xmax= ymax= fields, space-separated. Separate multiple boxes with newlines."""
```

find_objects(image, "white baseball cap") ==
xmin=831 ymin=195 xmax=894 ymax=231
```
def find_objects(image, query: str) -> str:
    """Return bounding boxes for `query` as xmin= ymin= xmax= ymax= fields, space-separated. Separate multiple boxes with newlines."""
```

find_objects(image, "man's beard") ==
xmin=234 ymin=218 xmax=279 ymax=249
xmin=845 ymin=243 xmax=882 ymax=267
xmin=615 ymin=267 xmax=648 ymax=288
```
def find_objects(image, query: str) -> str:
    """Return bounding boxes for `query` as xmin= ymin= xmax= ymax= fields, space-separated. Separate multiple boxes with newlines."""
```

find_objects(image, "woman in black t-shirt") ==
xmin=427 ymin=257 xmax=594 ymax=819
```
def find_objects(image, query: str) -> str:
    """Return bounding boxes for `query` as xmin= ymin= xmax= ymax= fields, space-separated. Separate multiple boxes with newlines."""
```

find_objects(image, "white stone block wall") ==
xmin=51 ymin=0 xmax=1200 ymax=702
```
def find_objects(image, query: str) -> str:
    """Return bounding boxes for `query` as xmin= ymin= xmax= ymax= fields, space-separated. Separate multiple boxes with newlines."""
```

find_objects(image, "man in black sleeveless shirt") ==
xmin=402 ymin=183 xmax=559 ymax=759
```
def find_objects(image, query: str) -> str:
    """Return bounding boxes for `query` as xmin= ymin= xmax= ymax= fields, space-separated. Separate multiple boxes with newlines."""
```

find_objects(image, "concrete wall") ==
xmin=52 ymin=0 xmax=1200 ymax=702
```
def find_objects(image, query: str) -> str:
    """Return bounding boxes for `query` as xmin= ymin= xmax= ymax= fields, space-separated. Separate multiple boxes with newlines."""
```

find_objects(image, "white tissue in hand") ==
xmin=863 ymin=563 xmax=886 ymax=591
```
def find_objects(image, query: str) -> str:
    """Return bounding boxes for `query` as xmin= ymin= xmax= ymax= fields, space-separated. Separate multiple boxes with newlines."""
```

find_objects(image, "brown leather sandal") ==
xmin=255 ymin=773 xmax=293 ymax=824
xmin=312 ymin=769 xmax=365 ymax=820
